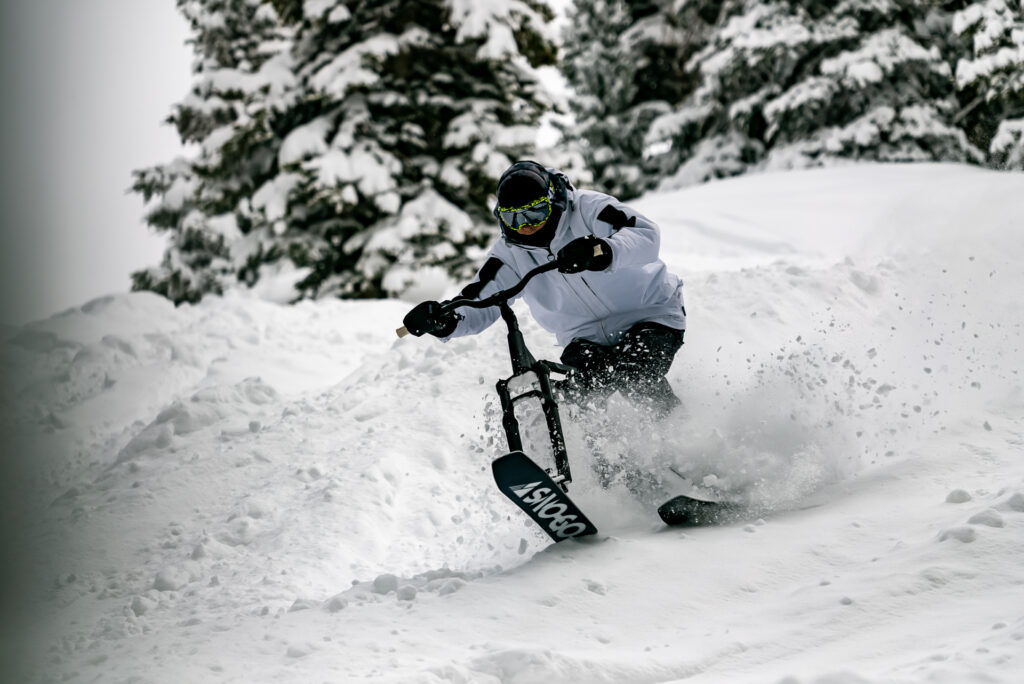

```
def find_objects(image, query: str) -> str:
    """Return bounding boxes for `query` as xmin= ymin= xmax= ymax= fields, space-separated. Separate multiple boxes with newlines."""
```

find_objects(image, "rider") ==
xmin=402 ymin=160 xmax=687 ymax=417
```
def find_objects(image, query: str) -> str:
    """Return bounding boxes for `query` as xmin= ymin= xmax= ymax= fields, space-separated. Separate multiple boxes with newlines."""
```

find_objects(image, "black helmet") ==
xmin=495 ymin=160 xmax=551 ymax=209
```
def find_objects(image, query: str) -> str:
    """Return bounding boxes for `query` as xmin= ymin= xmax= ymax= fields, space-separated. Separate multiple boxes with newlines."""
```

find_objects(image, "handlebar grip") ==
xmin=396 ymin=326 xmax=410 ymax=338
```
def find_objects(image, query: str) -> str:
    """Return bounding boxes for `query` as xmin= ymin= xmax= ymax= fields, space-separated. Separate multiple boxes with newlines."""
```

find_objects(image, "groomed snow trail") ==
xmin=2 ymin=164 xmax=1022 ymax=683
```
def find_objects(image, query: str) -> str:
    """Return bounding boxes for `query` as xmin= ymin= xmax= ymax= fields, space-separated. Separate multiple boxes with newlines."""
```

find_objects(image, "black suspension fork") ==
xmin=536 ymin=365 xmax=571 ymax=486
xmin=494 ymin=302 xmax=572 ymax=489
xmin=495 ymin=369 xmax=571 ymax=489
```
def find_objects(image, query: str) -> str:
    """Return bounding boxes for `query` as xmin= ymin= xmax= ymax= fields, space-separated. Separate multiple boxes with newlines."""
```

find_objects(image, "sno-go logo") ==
xmin=510 ymin=481 xmax=589 ymax=538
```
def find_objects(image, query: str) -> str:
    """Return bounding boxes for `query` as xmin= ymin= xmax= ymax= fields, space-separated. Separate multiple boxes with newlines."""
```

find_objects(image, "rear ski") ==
xmin=658 ymin=466 xmax=741 ymax=526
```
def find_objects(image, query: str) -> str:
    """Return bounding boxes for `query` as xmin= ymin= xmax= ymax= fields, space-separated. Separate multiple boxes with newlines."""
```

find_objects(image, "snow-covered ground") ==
xmin=2 ymin=164 xmax=1023 ymax=683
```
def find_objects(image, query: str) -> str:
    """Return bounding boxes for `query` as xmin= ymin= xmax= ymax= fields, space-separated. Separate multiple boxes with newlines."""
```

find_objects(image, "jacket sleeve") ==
xmin=439 ymin=252 xmax=522 ymax=341
xmin=581 ymin=193 xmax=660 ymax=272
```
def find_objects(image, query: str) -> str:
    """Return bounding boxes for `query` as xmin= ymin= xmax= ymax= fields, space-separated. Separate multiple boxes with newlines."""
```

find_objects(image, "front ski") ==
xmin=492 ymin=451 xmax=597 ymax=542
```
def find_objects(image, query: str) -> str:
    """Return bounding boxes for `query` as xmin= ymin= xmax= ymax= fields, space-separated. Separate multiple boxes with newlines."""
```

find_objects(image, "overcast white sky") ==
xmin=1 ymin=1 xmax=191 ymax=325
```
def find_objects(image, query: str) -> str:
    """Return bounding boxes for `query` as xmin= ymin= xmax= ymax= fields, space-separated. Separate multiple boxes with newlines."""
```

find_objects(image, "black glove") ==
xmin=556 ymin=236 xmax=612 ymax=274
xmin=403 ymin=300 xmax=460 ymax=338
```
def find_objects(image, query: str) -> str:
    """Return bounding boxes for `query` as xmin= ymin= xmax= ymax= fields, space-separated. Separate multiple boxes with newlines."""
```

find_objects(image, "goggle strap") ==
xmin=495 ymin=184 xmax=555 ymax=214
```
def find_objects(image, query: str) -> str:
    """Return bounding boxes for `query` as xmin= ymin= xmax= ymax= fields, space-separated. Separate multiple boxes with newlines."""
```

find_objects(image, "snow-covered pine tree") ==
xmin=951 ymin=0 xmax=1024 ymax=169
xmin=645 ymin=0 xmax=986 ymax=190
xmin=131 ymin=0 xmax=299 ymax=304
xmin=561 ymin=0 xmax=709 ymax=199
xmin=133 ymin=0 xmax=557 ymax=305
xmin=275 ymin=0 xmax=556 ymax=299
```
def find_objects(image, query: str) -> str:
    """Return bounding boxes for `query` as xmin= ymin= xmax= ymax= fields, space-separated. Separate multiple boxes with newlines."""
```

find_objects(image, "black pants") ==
xmin=560 ymin=322 xmax=684 ymax=418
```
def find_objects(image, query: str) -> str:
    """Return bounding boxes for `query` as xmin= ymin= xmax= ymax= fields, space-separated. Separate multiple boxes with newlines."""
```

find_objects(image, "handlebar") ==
xmin=443 ymin=261 xmax=558 ymax=312
xmin=396 ymin=243 xmax=603 ymax=338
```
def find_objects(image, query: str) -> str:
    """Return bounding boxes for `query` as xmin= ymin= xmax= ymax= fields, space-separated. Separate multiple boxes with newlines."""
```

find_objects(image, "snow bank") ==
xmin=3 ymin=164 xmax=1023 ymax=684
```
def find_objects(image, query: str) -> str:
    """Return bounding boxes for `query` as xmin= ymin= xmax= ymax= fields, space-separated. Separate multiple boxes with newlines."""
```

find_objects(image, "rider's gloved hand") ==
xmin=403 ymin=300 xmax=460 ymax=338
xmin=556 ymin=236 xmax=612 ymax=274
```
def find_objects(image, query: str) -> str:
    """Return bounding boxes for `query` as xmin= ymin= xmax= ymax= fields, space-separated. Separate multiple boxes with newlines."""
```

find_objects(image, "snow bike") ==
xmin=398 ymin=248 xmax=731 ymax=540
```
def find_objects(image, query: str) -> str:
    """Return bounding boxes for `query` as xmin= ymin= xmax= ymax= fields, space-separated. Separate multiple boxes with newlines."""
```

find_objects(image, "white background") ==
xmin=1 ymin=0 xmax=190 ymax=325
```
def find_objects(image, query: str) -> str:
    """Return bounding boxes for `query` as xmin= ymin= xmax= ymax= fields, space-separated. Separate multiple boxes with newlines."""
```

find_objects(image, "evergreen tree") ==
xmin=561 ymin=0 xmax=710 ymax=198
xmin=134 ymin=0 xmax=556 ymax=304
xmin=279 ymin=0 xmax=556 ymax=299
xmin=951 ymin=0 xmax=1024 ymax=169
xmin=132 ymin=0 xmax=299 ymax=304
xmin=642 ymin=0 xmax=987 ymax=190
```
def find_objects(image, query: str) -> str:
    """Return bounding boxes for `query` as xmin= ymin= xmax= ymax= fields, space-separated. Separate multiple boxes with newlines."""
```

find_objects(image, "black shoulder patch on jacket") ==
xmin=597 ymin=204 xmax=637 ymax=230
xmin=459 ymin=257 xmax=504 ymax=300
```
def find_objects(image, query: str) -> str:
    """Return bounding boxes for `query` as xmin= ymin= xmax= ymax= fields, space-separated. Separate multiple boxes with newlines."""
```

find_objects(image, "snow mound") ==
xmin=3 ymin=163 xmax=1023 ymax=684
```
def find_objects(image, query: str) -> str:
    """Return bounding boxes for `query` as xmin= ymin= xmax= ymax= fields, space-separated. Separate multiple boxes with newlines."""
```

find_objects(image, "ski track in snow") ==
xmin=2 ymin=164 xmax=1023 ymax=683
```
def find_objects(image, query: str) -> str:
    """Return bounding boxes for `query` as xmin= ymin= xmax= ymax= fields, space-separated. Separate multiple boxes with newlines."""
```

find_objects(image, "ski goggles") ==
xmin=495 ymin=187 xmax=554 ymax=232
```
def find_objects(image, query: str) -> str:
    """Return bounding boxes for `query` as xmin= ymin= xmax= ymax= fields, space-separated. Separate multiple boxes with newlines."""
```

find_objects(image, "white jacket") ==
xmin=444 ymin=186 xmax=686 ymax=347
